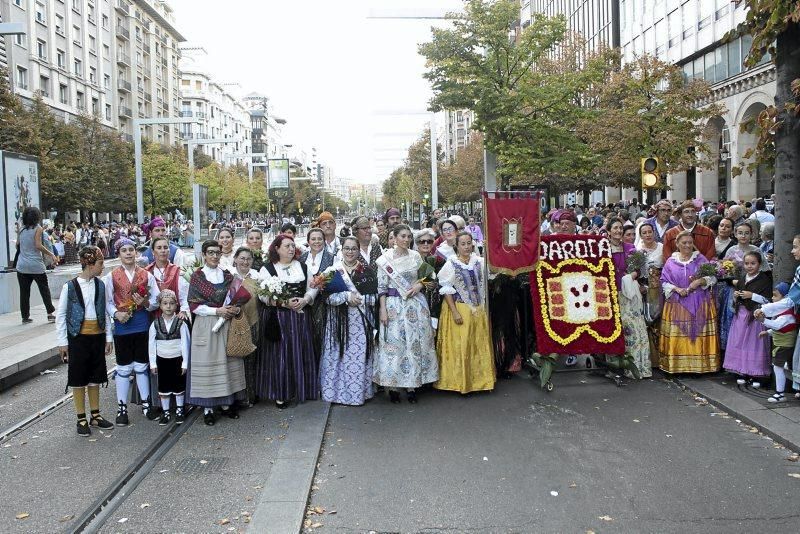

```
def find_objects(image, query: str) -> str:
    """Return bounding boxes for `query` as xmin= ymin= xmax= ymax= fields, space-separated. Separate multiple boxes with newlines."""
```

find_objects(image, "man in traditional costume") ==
xmin=662 ymin=201 xmax=716 ymax=261
xmin=317 ymin=212 xmax=341 ymax=257
xmin=141 ymin=217 xmax=186 ymax=267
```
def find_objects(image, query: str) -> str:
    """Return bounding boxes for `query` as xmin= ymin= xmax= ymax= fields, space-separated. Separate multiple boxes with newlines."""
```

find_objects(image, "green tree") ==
xmin=729 ymin=0 xmax=800 ymax=283
xmin=578 ymin=54 xmax=723 ymax=191
xmin=439 ymin=132 xmax=485 ymax=205
xmin=419 ymin=0 xmax=614 ymax=190
xmin=142 ymin=143 xmax=190 ymax=216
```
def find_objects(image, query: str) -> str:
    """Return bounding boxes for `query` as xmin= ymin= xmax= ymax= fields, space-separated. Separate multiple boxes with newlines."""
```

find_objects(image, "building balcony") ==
xmin=143 ymin=43 xmax=150 ymax=54
xmin=117 ymin=79 xmax=132 ymax=92
xmin=115 ymin=0 xmax=130 ymax=16
xmin=179 ymin=110 xmax=193 ymax=117
xmin=119 ymin=106 xmax=132 ymax=118
xmin=116 ymin=25 xmax=130 ymax=40
xmin=195 ymin=111 xmax=206 ymax=119
xmin=116 ymin=52 xmax=131 ymax=66
xmin=161 ymin=57 xmax=167 ymax=67
xmin=144 ymin=92 xmax=152 ymax=102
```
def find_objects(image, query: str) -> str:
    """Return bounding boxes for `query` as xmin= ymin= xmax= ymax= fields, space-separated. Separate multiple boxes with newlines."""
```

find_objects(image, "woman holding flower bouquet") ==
xmin=374 ymin=224 xmax=438 ymax=403
xmin=300 ymin=228 xmax=337 ymax=361
xmin=435 ymin=232 xmax=495 ymax=393
xmin=104 ymin=238 xmax=160 ymax=425
xmin=607 ymin=218 xmax=651 ymax=378
xmin=230 ymin=247 xmax=261 ymax=407
xmin=319 ymin=236 xmax=378 ymax=405
xmin=658 ymin=231 xmax=720 ymax=374
xmin=187 ymin=240 xmax=247 ymax=425
xmin=255 ymin=234 xmax=320 ymax=408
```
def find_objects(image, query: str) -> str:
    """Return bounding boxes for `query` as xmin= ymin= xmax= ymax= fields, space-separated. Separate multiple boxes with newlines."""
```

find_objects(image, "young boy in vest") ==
xmin=56 ymin=246 xmax=115 ymax=436
xmin=148 ymin=289 xmax=190 ymax=425
xmin=758 ymin=282 xmax=798 ymax=403
xmin=104 ymin=238 xmax=160 ymax=425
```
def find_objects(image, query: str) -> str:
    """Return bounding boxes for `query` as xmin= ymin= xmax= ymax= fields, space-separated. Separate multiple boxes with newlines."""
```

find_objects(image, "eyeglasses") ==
xmin=442 ymin=227 xmax=455 ymax=234
xmin=417 ymin=239 xmax=433 ymax=245
xmin=205 ymin=250 xmax=222 ymax=257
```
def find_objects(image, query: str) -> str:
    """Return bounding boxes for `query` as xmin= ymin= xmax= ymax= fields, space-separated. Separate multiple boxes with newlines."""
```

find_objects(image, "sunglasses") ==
xmin=417 ymin=239 xmax=433 ymax=245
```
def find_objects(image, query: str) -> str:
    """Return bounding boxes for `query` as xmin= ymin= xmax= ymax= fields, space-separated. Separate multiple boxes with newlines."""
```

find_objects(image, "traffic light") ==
xmin=641 ymin=157 xmax=662 ymax=189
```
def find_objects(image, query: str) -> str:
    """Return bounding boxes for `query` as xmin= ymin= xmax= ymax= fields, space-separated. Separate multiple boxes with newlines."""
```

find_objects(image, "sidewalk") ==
xmin=675 ymin=374 xmax=800 ymax=452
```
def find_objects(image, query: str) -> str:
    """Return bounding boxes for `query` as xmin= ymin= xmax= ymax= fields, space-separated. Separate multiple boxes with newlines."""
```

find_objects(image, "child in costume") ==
xmin=104 ymin=237 xmax=160 ymax=425
xmin=148 ymin=289 xmax=190 ymax=425
xmin=758 ymin=282 xmax=798 ymax=403
xmin=55 ymin=246 xmax=115 ymax=436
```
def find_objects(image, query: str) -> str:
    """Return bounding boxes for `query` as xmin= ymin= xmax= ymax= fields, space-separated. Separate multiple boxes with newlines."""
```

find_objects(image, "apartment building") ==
xmin=441 ymin=109 xmax=475 ymax=165
xmin=1 ymin=0 xmax=185 ymax=144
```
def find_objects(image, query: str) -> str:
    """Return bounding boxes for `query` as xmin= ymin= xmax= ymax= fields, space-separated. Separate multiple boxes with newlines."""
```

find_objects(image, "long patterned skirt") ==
xmin=723 ymin=307 xmax=770 ymax=377
xmin=373 ymin=294 xmax=438 ymax=388
xmin=435 ymin=303 xmax=495 ymax=393
xmin=187 ymin=316 xmax=246 ymax=407
xmin=658 ymin=298 xmax=720 ymax=374
xmin=620 ymin=296 xmax=652 ymax=378
xmin=716 ymin=283 xmax=735 ymax=349
xmin=255 ymin=306 xmax=319 ymax=402
xmin=319 ymin=306 xmax=374 ymax=405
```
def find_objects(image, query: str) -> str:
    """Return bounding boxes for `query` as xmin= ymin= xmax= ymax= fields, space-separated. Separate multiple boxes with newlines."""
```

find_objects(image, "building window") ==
xmin=16 ymin=66 xmax=28 ymax=90
xmin=103 ymin=44 xmax=110 ymax=57
xmin=89 ymin=66 xmax=97 ymax=83
xmin=715 ymin=46 xmax=728 ymax=82
xmin=72 ymin=0 xmax=81 ymax=14
xmin=104 ymin=74 xmax=110 ymax=88
xmin=715 ymin=5 xmax=729 ymax=20
xmin=77 ymin=91 xmax=85 ymax=110
xmin=37 ymin=39 xmax=47 ymax=60
xmin=74 ymin=58 xmax=82 ymax=77
xmin=13 ymin=0 xmax=23 ymax=6
xmin=89 ymin=35 xmax=96 ymax=53
xmin=693 ymin=56 xmax=704 ymax=81
xmin=728 ymin=38 xmax=742 ymax=76
xmin=59 ymin=84 xmax=69 ymax=104
xmin=92 ymin=97 xmax=98 ymax=114
xmin=55 ymin=14 xmax=65 ymax=35
xmin=698 ymin=16 xmax=711 ymax=30
xmin=73 ymin=25 xmax=81 ymax=45
xmin=14 ymin=33 xmax=26 ymax=47
xmin=57 ymin=49 xmax=66 ymax=68
xmin=105 ymin=103 xmax=112 ymax=120
xmin=102 ymin=14 xmax=109 ymax=29
xmin=35 ymin=1 xmax=47 ymax=24
xmin=39 ymin=75 xmax=49 ymax=95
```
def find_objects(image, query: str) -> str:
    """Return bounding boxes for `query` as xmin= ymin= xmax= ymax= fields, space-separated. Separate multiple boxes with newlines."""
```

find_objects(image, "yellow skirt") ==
xmin=658 ymin=299 xmax=720 ymax=374
xmin=435 ymin=302 xmax=496 ymax=393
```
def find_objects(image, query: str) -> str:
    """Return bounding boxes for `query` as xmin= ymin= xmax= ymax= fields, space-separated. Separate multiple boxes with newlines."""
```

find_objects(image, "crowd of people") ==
xmin=45 ymin=194 xmax=800 ymax=437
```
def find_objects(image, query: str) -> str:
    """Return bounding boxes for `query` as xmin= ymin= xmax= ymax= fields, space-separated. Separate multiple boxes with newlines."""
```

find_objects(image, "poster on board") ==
xmin=1 ymin=151 xmax=41 ymax=269
xmin=267 ymin=159 xmax=290 ymax=189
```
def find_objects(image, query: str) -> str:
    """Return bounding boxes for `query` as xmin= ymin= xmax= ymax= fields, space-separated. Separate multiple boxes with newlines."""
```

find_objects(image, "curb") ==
xmin=673 ymin=376 xmax=800 ymax=453
xmin=250 ymin=401 xmax=332 ymax=534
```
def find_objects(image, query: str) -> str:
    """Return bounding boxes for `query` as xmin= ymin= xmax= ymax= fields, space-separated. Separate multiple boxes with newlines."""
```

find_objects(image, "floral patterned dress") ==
xmin=373 ymin=249 xmax=439 ymax=388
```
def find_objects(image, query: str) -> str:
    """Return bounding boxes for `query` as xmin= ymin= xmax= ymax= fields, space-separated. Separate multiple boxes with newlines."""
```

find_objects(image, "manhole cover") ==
xmin=174 ymin=457 xmax=229 ymax=475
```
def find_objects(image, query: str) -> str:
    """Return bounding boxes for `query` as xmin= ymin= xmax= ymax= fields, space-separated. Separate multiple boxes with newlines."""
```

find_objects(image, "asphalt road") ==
xmin=307 ymin=372 xmax=800 ymax=533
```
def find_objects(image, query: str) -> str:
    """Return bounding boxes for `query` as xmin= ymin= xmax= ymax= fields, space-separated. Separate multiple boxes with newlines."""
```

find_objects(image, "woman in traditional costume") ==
xmin=146 ymin=236 xmax=189 ymax=319
xmin=658 ymin=231 xmax=719 ymax=374
xmin=723 ymin=251 xmax=772 ymax=386
xmin=374 ymin=224 xmax=438 ymax=403
xmin=432 ymin=219 xmax=459 ymax=262
xmin=187 ymin=239 xmax=246 ymax=425
xmin=256 ymin=234 xmax=319 ymax=408
xmin=230 ymin=247 xmax=261 ymax=406
xmin=216 ymin=227 xmax=236 ymax=271
xmin=637 ymin=222 xmax=664 ymax=370
xmin=352 ymin=216 xmax=382 ymax=270
xmin=435 ymin=232 xmax=495 ymax=393
xmin=299 ymin=227 xmax=336 ymax=361
xmin=607 ymin=218 xmax=651 ymax=378
xmin=319 ymin=236 xmax=378 ymax=405
xmin=720 ymin=221 xmax=765 ymax=349
xmin=246 ymin=228 xmax=266 ymax=272
xmin=415 ymin=228 xmax=443 ymax=331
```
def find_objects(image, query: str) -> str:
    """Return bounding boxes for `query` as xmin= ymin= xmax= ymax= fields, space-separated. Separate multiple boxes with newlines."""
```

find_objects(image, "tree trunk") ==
xmin=773 ymin=21 xmax=800 ymax=283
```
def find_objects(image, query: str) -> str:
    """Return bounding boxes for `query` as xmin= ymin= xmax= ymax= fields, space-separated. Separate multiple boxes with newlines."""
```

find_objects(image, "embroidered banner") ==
xmin=483 ymin=191 xmax=541 ymax=276
xmin=531 ymin=234 xmax=624 ymax=355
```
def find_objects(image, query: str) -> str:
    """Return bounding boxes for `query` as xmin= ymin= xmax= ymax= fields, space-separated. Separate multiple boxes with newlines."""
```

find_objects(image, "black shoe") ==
xmin=389 ymin=391 xmax=401 ymax=404
xmin=77 ymin=419 xmax=90 ymax=437
xmin=223 ymin=408 xmax=240 ymax=419
xmin=175 ymin=408 xmax=185 ymax=425
xmin=406 ymin=390 xmax=418 ymax=404
xmin=116 ymin=403 xmax=129 ymax=427
xmin=275 ymin=400 xmax=289 ymax=410
xmin=158 ymin=410 xmax=171 ymax=426
xmin=203 ymin=411 xmax=215 ymax=426
xmin=21 ymin=318 xmax=33 ymax=324
xmin=142 ymin=398 xmax=159 ymax=421
xmin=89 ymin=413 xmax=114 ymax=429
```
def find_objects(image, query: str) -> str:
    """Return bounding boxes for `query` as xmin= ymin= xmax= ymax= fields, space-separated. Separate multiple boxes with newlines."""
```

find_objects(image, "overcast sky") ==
xmin=169 ymin=0 xmax=463 ymax=184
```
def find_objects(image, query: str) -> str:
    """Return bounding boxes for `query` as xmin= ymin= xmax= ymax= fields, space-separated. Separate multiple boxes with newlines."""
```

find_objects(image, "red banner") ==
xmin=483 ymin=191 xmax=541 ymax=276
xmin=530 ymin=234 xmax=624 ymax=355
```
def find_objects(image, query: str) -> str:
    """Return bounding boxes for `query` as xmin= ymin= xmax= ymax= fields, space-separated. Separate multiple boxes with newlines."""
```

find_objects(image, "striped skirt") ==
xmin=658 ymin=298 xmax=720 ymax=374
xmin=255 ymin=306 xmax=319 ymax=403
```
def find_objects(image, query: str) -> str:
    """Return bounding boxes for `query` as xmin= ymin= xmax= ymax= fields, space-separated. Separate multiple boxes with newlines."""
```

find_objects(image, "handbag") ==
xmin=225 ymin=313 xmax=256 ymax=358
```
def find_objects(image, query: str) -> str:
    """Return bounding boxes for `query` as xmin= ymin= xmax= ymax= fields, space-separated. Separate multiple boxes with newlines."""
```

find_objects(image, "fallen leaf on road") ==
xmin=304 ymin=519 xmax=312 ymax=528
xmin=329 ymin=510 xmax=337 ymax=514
xmin=311 ymin=485 xmax=319 ymax=491
xmin=253 ymin=485 xmax=263 ymax=490
xmin=118 ymin=518 xmax=128 ymax=523
xmin=88 ymin=439 xmax=97 ymax=442
xmin=140 ymin=503 xmax=150 ymax=509
xmin=598 ymin=515 xmax=613 ymax=521
xmin=159 ymin=469 xmax=169 ymax=473
xmin=311 ymin=522 xmax=323 ymax=528
xmin=218 ymin=518 xmax=230 ymax=525
xmin=586 ymin=530 xmax=596 ymax=534
xmin=211 ymin=436 xmax=224 ymax=441
xmin=788 ymin=454 xmax=800 ymax=462
xmin=15 ymin=513 xmax=30 ymax=520
xmin=665 ymin=434 xmax=673 ymax=438
xmin=749 ymin=428 xmax=759 ymax=433
xmin=550 ymin=491 xmax=559 ymax=496
xmin=58 ymin=514 xmax=74 ymax=523
xmin=788 ymin=473 xmax=800 ymax=479
xmin=569 ymin=483 xmax=577 ymax=488
xmin=632 ymin=419 xmax=640 ymax=423
xmin=200 ymin=460 xmax=208 ymax=464
xmin=245 ymin=496 xmax=253 ymax=502
xmin=483 ymin=457 xmax=488 ymax=461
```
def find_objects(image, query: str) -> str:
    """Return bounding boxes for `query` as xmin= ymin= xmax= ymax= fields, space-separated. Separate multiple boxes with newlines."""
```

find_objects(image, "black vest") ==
xmin=265 ymin=262 xmax=308 ymax=299
xmin=153 ymin=316 xmax=182 ymax=341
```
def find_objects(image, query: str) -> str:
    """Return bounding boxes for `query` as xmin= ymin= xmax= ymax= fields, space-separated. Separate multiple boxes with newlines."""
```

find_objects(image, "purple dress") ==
xmin=723 ymin=271 xmax=772 ymax=377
